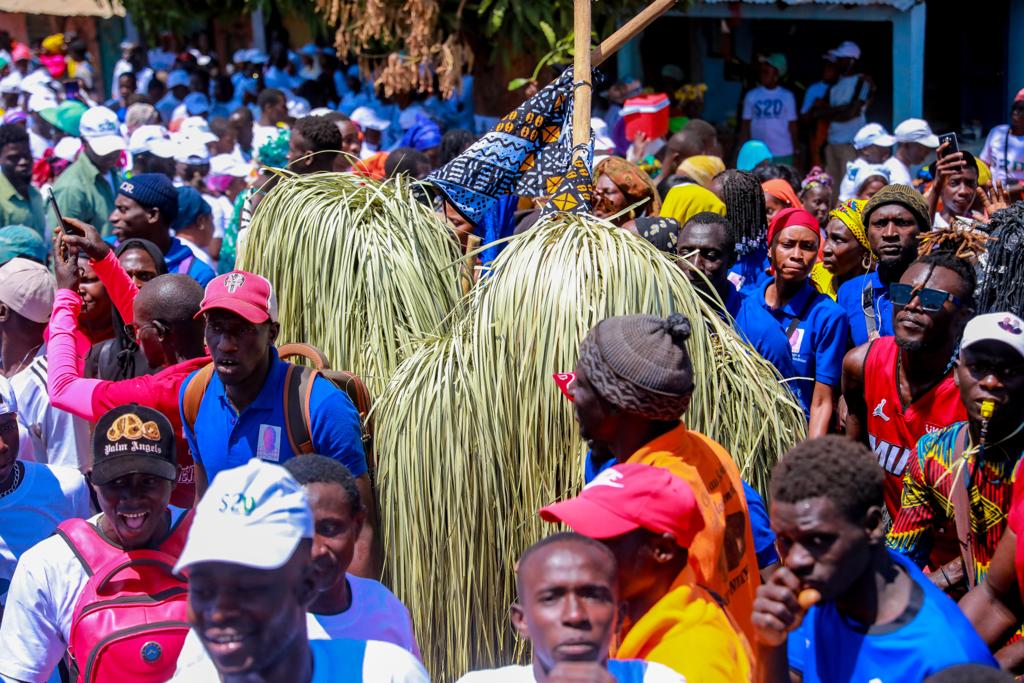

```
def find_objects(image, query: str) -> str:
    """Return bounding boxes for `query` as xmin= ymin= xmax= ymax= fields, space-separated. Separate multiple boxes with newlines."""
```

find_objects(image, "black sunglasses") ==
xmin=890 ymin=283 xmax=962 ymax=312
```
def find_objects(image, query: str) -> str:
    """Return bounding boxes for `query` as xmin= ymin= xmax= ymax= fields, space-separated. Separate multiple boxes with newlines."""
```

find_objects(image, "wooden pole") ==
xmin=571 ymin=0 xmax=593 ymax=148
xmin=590 ymin=0 xmax=678 ymax=68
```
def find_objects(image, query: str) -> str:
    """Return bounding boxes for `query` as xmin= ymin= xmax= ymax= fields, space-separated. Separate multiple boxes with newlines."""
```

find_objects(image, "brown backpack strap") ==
xmin=283 ymin=364 xmax=317 ymax=455
xmin=182 ymin=364 xmax=216 ymax=434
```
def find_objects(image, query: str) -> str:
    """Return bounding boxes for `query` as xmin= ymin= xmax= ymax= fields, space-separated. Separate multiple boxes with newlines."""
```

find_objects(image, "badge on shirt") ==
xmin=788 ymin=328 xmax=805 ymax=355
xmin=256 ymin=425 xmax=282 ymax=462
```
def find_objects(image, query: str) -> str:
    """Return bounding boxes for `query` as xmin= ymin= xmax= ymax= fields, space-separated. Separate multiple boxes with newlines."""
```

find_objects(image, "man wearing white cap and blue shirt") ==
xmin=350 ymin=106 xmax=391 ymax=160
xmin=838 ymin=123 xmax=897 ymax=201
xmin=50 ymin=106 xmax=124 ymax=236
xmin=0 ymin=371 xmax=89 ymax=617
xmin=884 ymin=118 xmax=941 ymax=187
xmin=822 ymin=40 xmax=875 ymax=185
xmin=169 ymin=459 xmax=429 ymax=682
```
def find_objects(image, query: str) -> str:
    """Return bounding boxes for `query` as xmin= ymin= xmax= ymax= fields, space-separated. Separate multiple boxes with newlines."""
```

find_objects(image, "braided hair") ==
xmin=977 ymin=202 xmax=1024 ymax=316
xmin=714 ymin=169 xmax=767 ymax=256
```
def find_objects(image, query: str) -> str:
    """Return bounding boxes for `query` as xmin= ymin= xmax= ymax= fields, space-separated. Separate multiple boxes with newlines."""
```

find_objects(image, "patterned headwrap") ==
xmin=595 ymin=156 xmax=661 ymax=216
xmin=635 ymin=216 xmax=680 ymax=254
xmin=676 ymin=155 xmax=726 ymax=189
xmin=256 ymin=129 xmax=290 ymax=169
xmin=801 ymin=166 xmax=833 ymax=192
xmin=829 ymin=199 xmax=868 ymax=250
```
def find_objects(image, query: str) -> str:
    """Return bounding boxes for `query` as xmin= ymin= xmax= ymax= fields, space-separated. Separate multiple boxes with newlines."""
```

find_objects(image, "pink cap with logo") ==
xmin=539 ymin=463 xmax=705 ymax=546
xmin=197 ymin=271 xmax=278 ymax=324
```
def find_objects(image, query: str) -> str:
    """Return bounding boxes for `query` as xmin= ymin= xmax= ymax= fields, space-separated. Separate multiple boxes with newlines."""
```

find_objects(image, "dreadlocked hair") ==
xmin=917 ymin=224 xmax=993 ymax=264
xmin=714 ymin=169 xmax=767 ymax=256
xmin=977 ymin=201 xmax=1024 ymax=316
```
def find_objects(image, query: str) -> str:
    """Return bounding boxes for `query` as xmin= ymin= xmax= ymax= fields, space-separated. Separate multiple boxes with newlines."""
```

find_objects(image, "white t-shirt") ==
xmin=0 ymin=508 xmax=187 ymax=683
xmin=882 ymin=155 xmax=914 ymax=186
xmin=838 ymin=157 xmax=870 ymax=201
xmin=0 ymin=462 xmax=90 ymax=602
xmin=457 ymin=661 xmax=685 ymax=683
xmin=313 ymin=575 xmax=420 ymax=657
xmin=12 ymin=346 xmax=91 ymax=468
xmin=980 ymin=124 xmax=1024 ymax=183
xmin=169 ymin=636 xmax=428 ymax=683
xmin=742 ymin=86 xmax=797 ymax=156
xmin=827 ymin=75 xmax=871 ymax=144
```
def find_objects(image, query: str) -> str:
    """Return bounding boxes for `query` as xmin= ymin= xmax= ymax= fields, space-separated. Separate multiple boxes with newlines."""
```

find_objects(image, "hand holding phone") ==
xmin=938 ymin=132 xmax=960 ymax=158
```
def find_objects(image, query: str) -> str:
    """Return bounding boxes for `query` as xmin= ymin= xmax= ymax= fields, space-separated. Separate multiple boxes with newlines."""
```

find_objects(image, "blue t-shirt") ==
xmin=742 ymin=480 xmax=778 ymax=569
xmin=728 ymin=244 xmax=771 ymax=293
xmin=180 ymin=348 xmax=367 ymax=484
xmin=725 ymin=287 xmax=798 ymax=381
xmin=104 ymin=235 xmax=216 ymax=287
xmin=754 ymin=279 xmax=849 ymax=417
xmin=788 ymin=550 xmax=998 ymax=681
xmin=837 ymin=271 xmax=894 ymax=347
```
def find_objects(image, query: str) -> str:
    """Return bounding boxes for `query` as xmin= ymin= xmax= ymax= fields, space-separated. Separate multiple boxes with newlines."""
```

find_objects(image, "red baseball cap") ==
xmin=540 ymin=463 xmax=705 ymax=546
xmin=197 ymin=271 xmax=279 ymax=324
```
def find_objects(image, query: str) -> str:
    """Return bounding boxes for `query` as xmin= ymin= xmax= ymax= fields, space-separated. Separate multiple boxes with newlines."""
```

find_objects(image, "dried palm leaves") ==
xmin=374 ymin=212 xmax=806 ymax=680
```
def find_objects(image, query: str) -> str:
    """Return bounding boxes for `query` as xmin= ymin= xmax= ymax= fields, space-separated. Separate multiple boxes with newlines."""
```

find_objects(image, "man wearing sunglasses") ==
xmin=836 ymin=184 xmax=932 ymax=346
xmin=890 ymin=312 xmax=1024 ymax=609
xmin=48 ymin=223 xmax=210 ymax=507
xmin=980 ymin=88 xmax=1024 ymax=198
xmin=843 ymin=249 xmax=972 ymax=522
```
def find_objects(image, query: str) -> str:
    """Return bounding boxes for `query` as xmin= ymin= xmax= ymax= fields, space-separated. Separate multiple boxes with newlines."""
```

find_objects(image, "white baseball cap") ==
xmin=53 ymin=136 xmax=81 ymax=162
xmin=350 ymin=106 xmax=390 ymax=131
xmin=80 ymin=107 xmax=127 ymax=156
xmin=832 ymin=41 xmax=861 ymax=60
xmin=128 ymin=125 xmax=175 ymax=158
xmin=0 ymin=375 xmax=17 ymax=416
xmin=894 ymin=118 xmax=940 ymax=148
xmin=0 ymin=72 xmax=22 ymax=94
xmin=174 ymin=459 xmax=313 ymax=573
xmin=178 ymin=116 xmax=218 ymax=145
xmin=853 ymin=163 xmax=891 ymax=193
xmin=0 ymin=257 xmax=54 ymax=324
xmin=166 ymin=70 xmax=190 ymax=90
xmin=173 ymin=138 xmax=211 ymax=165
xmin=853 ymin=123 xmax=896 ymax=150
xmin=961 ymin=313 xmax=1024 ymax=361
xmin=27 ymin=90 xmax=57 ymax=113
xmin=209 ymin=153 xmax=250 ymax=177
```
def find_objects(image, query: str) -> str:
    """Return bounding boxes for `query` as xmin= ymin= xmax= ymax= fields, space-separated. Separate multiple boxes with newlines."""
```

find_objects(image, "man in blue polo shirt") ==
xmin=677 ymin=211 xmax=797 ymax=381
xmin=835 ymin=184 xmax=931 ymax=345
xmin=105 ymin=173 xmax=216 ymax=287
xmin=180 ymin=270 xmax=377 ymax=575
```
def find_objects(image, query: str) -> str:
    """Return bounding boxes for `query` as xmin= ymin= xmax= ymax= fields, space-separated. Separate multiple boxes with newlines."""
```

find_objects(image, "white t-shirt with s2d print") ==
xmin=981 ymin=124 xmax=1024 ymax=183
xmin=742 ymin=86 xmax=798 ymax=157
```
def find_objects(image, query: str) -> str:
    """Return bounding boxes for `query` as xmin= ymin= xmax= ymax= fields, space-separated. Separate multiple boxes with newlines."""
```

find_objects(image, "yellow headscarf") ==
xmin=659 ymin=184 xmax=726 ymax=225
xmin=41 ymin=34 xmax=64 ymax=54
xmin=676 ymin=155 xmax=726 ymax=190
xmin=811 ymin=198 xmax=868 ymax=299
xmin=977 ymin=158 xmax=993 ymax=188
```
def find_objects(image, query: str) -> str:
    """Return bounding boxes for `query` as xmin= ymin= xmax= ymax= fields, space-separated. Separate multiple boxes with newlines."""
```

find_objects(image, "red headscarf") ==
xmin=767 ymin=207 xmax=820 ymax=246
xmin=762 ymin=179 xmax=803 ymax=212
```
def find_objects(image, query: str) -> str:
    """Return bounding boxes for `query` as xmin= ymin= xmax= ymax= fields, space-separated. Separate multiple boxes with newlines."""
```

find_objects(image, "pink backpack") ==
xmin=57 ymin=511 xmax=193 ymax=683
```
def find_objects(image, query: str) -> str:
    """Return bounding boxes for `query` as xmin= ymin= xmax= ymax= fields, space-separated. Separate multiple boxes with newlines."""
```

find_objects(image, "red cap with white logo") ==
xmin=539 ymin=463 xmax=705 ymax=546
xmin=196 ymin=271 xmax=278 ymax=324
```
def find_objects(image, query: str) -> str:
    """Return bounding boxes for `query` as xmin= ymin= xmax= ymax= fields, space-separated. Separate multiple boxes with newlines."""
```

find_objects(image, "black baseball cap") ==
xmin=92 ymin=405 xmax=177 ymax=485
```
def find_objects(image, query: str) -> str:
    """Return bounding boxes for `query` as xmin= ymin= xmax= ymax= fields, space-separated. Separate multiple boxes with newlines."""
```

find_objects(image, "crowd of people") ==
xmin=0 ymin=26 xmax=1023 ymax=683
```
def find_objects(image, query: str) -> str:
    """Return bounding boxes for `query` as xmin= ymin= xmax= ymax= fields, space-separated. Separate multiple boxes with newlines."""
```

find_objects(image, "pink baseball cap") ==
xmin=540 ymin=463 xmax=705 ymax=546
xmin=197 ymin=271 xmax=278 ymax=324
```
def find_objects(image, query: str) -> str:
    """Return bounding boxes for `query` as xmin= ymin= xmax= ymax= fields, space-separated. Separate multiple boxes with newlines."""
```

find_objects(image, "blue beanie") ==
xmin=118 ymin=173 xmax=179 ymax=225
xmin=172 ymin=186 xmax=212 ymax=232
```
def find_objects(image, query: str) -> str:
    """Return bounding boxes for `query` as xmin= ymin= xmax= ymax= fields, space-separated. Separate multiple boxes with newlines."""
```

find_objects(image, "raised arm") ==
xmin=841 ymin=342 xmax=871 ymax=443
xmin=60 ymin=217 xmax=139 ymax=323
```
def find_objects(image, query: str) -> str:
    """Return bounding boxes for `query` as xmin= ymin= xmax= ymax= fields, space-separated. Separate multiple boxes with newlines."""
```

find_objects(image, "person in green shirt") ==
xmin=50 ymin=106 xmax=124 ymax=236
xmin=0 ymin=124 xmax=45 ymax=235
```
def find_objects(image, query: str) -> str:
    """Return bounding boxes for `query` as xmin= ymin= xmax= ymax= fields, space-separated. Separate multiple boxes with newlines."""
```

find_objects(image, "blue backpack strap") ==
xmin=605 ymin=659 xmax=648 ymax=683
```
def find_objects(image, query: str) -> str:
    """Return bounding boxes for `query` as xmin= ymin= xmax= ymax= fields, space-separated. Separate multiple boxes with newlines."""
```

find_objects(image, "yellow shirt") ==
xmin=615 ymin=584 xmax=753 ymax=683
xmin=626 ymin=422 xmax=761 ymax=644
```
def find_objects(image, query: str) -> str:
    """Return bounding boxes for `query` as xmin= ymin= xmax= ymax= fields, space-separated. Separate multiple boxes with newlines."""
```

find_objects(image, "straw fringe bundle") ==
xmin=237 ymin=172 xmax=464 ymax=394
xmin=375 ymin=212 xmax=806 ymax=680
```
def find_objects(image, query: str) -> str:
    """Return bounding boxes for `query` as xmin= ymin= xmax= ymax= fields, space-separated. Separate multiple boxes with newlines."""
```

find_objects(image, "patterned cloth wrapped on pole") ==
xmin=429 ymin=68 xmax=589 ymax=225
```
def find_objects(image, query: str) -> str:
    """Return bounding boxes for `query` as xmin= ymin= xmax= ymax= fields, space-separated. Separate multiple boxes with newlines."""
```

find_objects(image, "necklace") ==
xmin=0 ymin=462 xmax=23 ymax=498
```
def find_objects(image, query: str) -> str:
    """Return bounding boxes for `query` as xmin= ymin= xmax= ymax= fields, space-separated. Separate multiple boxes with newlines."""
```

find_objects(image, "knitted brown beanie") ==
xmin=578 ymin=313 xmax=694 ymax=420
xmin=862 ymin=183 xmax=931 ymax=233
